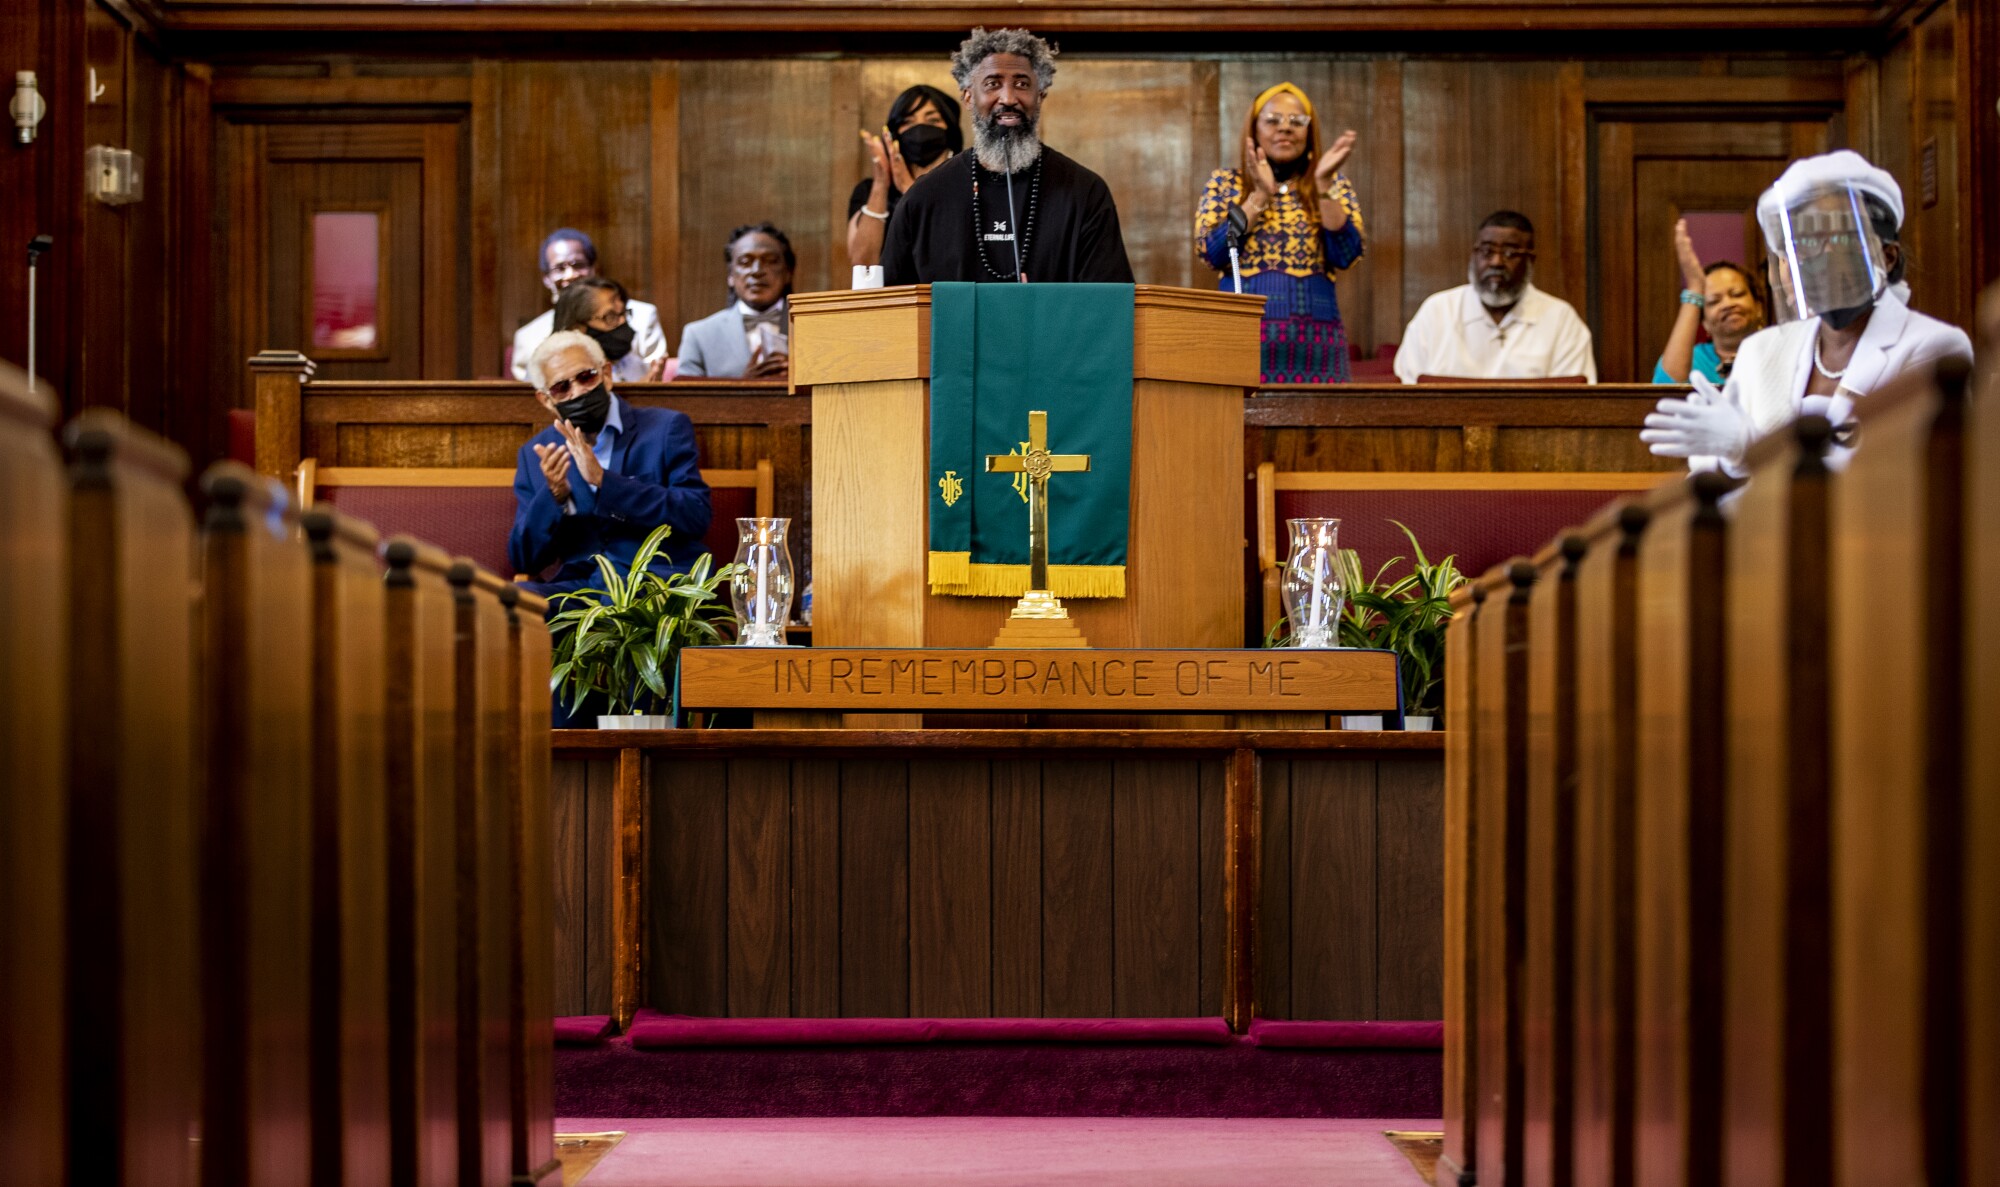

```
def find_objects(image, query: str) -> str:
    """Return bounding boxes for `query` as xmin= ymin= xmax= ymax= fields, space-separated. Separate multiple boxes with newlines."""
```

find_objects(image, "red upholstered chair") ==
xmin=694 ymin=460 xmax=775 ymax=564
xmin=1252 ymin=463 xmax=1673 ymax=632
xmin=294 ymin=457 xmax=774 ymax=583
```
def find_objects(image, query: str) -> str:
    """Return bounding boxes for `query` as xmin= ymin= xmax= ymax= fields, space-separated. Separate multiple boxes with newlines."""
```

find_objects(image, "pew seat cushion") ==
xmin=1276 ymin=486 xmax=1637 ymax=581
xmin=626 ymin=1011 xmax=1235 ymax=1048
xmin=555 ymin=1015 xmax=616 ymax=1046
xmin=320 ymin=484 xmax=521 ymax=580
xmin=1246 ymin=1019 xmax=1444 ymax=1049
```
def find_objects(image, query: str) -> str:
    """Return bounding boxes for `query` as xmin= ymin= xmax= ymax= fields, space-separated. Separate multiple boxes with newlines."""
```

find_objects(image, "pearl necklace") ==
xmin=970 ymin=153 xmax=1041 ymax=282
xmin=1812 ymin=336 xmax=1848 ymax=381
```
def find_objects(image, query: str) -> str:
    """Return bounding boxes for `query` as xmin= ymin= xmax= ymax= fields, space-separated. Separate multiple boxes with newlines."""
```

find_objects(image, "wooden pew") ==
xmin=1570 ymin=500 xmax=1649 ymax=1187
xmin=448 ymin=560 xmax=519 ymax=1187
xmin=1964 ymin=294 xmax=1999 ymax=1187
xmin=381 ymin=537 xmax=462 ymax=1187
xmin=0 ymin=365 xmax=67 ymax=1186
xmin=1522 ymin=532 xmax=1587 ymax=1187
xmin=1829 ymin=357 xmax=1974 ymax=1186
xmin=502 ymin=586 xmax=560 ymax=1185
xmin=1720 ymin=414 xmax=1835 ymax=1186
xmin=302 ymin=507 xmax=392 ymax=1185
xmin=197 ymin=461 xmax=315 ymax=1185
xmin=1440 ymin=581 xmax=1485 ymax=1187
xmin=1631 ymin=470 xmax=1732 ymax=1187
xmin=1473 ymin=560 xmax=1534 ymax=1187
xmin=66 ymin=410 xmax=203 ymax=1187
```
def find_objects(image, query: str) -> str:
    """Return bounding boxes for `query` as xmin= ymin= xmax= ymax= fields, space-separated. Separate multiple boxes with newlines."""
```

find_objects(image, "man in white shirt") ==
xmin=509 ymin=227 xmax=668 ymax=381
xmin=1394 ymin=211 xmax=1597 ymax=384
xmin=676 ymin=223 xmax=795 ymax=379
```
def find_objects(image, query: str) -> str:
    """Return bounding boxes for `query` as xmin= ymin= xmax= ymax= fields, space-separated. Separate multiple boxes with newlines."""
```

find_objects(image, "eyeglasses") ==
xmin=1258 ymin=113 xmax=1311 ymax=130
xmin=1788 ymin=232 xmax=1863 ymax=260
xmin=545 ymin=367 xmax=601 ymax=399
xmin=1473 ymin=245 xmax=1534 ymax=265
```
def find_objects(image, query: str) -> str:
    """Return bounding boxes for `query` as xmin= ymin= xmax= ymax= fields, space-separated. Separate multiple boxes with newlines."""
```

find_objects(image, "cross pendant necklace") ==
xmin=984 ymin=409 xmax=1090 ymax=593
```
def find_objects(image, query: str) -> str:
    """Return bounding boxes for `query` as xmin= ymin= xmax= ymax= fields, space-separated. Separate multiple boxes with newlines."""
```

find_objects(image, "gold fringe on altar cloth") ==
xmin=927 ymin=551 xmax=1127 ymax=599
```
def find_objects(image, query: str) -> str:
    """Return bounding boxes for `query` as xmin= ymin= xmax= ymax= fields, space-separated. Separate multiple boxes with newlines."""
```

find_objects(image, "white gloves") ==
xmin=1641 ymin=373 xmax=1752 ymax=469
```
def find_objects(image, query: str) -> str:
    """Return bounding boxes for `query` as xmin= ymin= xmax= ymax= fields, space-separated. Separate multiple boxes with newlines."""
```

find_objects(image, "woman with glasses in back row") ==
xmin=1194 ymin=82 xmax=1364 ymax=384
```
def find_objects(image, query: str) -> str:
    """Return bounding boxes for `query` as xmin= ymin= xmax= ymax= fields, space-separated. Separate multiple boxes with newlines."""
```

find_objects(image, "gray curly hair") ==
xmin=950 ymin=27 xmax=1058 ymax=91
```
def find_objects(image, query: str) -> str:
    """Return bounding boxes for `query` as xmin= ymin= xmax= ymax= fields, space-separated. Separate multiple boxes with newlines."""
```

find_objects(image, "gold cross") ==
xmin=985 ymin=410 xmax=1091 ymax=593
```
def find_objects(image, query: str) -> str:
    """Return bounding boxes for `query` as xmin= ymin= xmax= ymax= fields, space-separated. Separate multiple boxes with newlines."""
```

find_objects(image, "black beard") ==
xmin=973 ymin=107 xmax=1042 ymax=174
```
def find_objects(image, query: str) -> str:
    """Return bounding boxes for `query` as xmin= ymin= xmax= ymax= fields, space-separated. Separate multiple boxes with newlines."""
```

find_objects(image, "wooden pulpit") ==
xmin=790 ymin=284 xmax=1264 ymax=650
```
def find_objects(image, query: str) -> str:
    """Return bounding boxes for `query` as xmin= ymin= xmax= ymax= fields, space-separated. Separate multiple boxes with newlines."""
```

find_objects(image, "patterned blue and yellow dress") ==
xmin=1195 ymin=167 xmax=1366 ymax=384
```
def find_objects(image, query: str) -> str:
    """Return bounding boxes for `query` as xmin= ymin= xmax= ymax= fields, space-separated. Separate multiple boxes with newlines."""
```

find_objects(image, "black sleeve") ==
xmin=882 ymin=190 xmax=920 ymax=286
xmin=1077 ymin=177 xmax=1136 ymax=284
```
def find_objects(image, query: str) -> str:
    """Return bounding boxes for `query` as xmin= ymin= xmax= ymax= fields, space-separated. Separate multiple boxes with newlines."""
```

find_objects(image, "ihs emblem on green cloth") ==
xmin=937 ymin=469 xmax=965 ymax=508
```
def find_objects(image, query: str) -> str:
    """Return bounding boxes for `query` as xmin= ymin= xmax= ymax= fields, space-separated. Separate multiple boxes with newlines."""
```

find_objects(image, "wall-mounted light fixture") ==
xmin=9 ymin=71 xmax=44 ymax=144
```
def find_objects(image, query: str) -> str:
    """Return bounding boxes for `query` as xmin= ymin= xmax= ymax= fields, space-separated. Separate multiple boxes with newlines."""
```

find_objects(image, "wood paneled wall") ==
xmin=216 ymin=52 xmax=1883 ymax=385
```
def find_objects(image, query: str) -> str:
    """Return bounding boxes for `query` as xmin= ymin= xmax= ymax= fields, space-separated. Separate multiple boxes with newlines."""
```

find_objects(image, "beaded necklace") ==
xmin=970 ymin=152 xmax=1042 ymax=282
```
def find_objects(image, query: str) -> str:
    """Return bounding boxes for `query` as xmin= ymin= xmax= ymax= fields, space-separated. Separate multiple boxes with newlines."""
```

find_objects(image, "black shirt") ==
xmin=881 ymin=147 xmax=1134 ymax=286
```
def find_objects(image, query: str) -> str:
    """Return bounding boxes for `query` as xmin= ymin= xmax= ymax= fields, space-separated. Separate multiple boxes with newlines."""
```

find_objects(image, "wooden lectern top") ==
xmin=789 ymin=283 xmax=1265 ymax=390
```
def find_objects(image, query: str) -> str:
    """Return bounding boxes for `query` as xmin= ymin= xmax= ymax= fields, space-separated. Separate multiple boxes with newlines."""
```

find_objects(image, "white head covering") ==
xmin=1756 ymin=150 xmax=1904 ymax=242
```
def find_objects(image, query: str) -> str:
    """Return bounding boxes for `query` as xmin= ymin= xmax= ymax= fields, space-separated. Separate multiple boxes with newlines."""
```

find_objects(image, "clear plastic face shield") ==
xmin=1759 ymin=181 xmax=1890 ymax=325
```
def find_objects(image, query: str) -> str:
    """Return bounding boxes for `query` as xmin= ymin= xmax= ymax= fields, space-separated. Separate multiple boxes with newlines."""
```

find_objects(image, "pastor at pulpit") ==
xmin=509 ymin=330 xmax=712 ymax=599
xmin=881 ymin=27 xmax=1133 ymax=286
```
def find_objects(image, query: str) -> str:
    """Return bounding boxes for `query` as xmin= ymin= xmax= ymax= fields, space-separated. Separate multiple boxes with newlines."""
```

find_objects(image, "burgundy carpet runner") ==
xmin=555 ymin=1013 xmax=1442 ymax=1118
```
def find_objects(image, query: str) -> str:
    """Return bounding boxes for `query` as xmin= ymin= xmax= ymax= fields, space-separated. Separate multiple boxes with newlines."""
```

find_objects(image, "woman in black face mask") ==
xmin=553 ymin=276 xmax=671 ymax=382
xmin=847 ymin=84 xmax=965 ymax=271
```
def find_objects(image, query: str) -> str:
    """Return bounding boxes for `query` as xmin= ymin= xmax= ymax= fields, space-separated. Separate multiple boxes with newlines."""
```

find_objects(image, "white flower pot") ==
xmin=597 ymin=714 xmax=672 ymax=730
xmin=1404 ymin=716 xmax=1437 ymax=732
xmin=1339 ymin=714 xmax=1384 ymax=731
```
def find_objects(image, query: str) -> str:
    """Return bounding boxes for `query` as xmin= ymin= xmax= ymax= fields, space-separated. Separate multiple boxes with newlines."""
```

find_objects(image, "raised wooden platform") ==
xmin=551 ymin=728 xmax=1444 ymax=1032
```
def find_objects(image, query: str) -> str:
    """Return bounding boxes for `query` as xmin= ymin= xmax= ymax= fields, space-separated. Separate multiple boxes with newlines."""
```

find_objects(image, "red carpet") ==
xmin=555 ymin=1023 xmax=1442 ymax=1118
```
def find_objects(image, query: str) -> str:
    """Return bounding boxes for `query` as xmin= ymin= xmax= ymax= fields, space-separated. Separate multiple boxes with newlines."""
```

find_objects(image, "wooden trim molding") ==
xmin=1274 ymin=471 xmax=1673 ymax=492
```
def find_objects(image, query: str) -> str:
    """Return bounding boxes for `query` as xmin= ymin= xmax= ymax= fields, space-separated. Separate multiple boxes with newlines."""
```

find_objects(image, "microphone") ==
xmin=1225 ymin=204 xmax=1248 ymax=294
xmin=1004 ymin=167 xmax=1026 ymax=283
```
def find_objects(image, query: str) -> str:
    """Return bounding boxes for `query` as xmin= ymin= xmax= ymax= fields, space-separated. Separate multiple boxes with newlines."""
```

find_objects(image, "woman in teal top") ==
xmin=1654 ymin=218 xmax=1768 ymax=383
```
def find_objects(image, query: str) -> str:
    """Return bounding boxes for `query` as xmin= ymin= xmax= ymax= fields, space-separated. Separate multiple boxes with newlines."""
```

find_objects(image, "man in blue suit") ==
xmin=510 ymin=329 xmax=712 ymax=599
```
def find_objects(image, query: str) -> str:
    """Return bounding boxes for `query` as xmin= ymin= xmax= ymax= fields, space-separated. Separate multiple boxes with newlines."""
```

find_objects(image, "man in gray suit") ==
xmin=676 ymin=223 xmax=796 ymax=379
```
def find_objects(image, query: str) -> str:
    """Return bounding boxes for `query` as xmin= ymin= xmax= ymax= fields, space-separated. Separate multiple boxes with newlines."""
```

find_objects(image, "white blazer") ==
xmin=1707 ymin=289 xmax=1973 ymax=471
xmin=509 ymin=299 xmax=668 ymax=383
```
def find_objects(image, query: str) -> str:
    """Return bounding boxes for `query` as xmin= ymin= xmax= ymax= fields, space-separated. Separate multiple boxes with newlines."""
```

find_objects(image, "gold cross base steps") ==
xmin=991 ymin=589 xmax=1090 ymax=648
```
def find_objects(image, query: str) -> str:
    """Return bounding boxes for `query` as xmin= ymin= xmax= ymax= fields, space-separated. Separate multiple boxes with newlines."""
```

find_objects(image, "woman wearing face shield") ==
xmin=1643 ymin=151 xmax=1973 ymax=474
xmin=848 ymin=85 xmax=965 ymax=271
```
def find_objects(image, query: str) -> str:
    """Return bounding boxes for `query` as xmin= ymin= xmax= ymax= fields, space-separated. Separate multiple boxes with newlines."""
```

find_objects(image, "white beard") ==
xmin=1469 ymin=258 xmax=1531 ymax=309
xmin=973 ymin=120 xmax=1043 ymax=174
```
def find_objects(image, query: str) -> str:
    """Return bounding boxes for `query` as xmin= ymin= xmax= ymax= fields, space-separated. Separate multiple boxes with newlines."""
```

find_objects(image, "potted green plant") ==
xmin=1266 ymin=521 xmax=1466 ymax=730
xmin=547 ymin=524 xmax=742 ymax=728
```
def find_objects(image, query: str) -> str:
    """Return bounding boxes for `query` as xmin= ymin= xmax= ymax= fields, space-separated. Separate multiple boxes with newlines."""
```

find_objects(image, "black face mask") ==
xmin=896 ymin=123 xmax=951 ymax=169
xmin=554 ymin=385 xmax=612 ymax=436
xmin=587 ymin=322 xmax=636 ymax=362
xmin=1820 ymin=301 xmax=1874 ymax=331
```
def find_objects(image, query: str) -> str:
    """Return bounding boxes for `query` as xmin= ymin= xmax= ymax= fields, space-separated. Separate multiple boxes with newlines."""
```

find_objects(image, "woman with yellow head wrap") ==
xmin=1195 ymin=82 xmax=1365 ymax=383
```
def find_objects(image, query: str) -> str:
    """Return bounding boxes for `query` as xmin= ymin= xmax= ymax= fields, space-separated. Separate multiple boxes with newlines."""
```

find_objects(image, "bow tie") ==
xmin=742 ymin=307 xmax=785 ymax=330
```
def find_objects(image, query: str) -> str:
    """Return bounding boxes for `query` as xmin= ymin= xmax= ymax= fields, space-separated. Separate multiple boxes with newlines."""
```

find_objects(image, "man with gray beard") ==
xmin=1393 ymin=210 xmax=1597 ymax=382
xmin=882 ymin=27 xmax=1133 ymax=286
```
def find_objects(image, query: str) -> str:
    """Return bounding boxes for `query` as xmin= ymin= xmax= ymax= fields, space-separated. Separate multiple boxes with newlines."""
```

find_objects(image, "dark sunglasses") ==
xmin=546 ymin=367 xmax=601 ymax=399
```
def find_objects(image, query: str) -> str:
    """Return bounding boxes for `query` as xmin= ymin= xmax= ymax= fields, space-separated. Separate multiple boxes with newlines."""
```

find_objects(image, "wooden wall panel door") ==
xmin=223 ymin=116 xmax=466 ymax=411
xmin=1592 ymin=117 xmax=1831 ymax=382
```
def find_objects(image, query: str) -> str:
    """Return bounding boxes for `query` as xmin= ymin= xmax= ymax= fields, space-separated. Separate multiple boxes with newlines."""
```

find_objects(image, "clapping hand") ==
xmin=554 ymin=419 xmax=604 ymax=488
xmin=1243 ymin=137 xmax=1279 ymax=199
xmin=1674 ymin=218 xmax=1706 ymax=292
xmin=533 ymin=441 xmax=572 ymax=503
xmin=1313 ymin=129 xmax=1358 ymax=189
xmin=1640 ymin=372 xmax=1750 ymax=465
xmin=860 ymin=126 xmax=915 ymax=193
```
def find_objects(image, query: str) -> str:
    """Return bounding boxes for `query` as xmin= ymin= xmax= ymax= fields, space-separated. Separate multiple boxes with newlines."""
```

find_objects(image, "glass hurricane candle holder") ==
xmin=731 ymin=517 xmax=793 ymax=647
xmin=1281 ymin=517 xmax=1345 ymax=649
